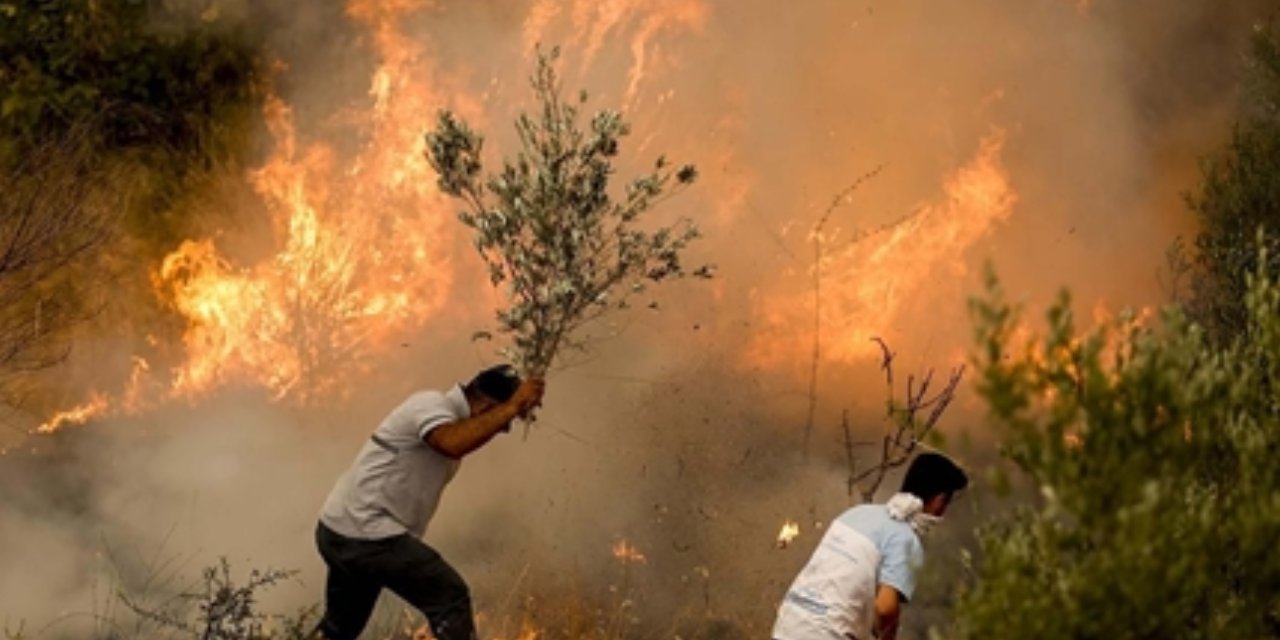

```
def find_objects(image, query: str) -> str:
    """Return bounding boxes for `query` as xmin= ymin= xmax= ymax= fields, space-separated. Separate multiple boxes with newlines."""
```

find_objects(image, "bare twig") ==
xmin=841 ymin=410 xmax=877 ymax=499
xmin=118 ymin=557 xmax=298 ymax=640
xmin=847 ymin=338 xmax=965 ymax=501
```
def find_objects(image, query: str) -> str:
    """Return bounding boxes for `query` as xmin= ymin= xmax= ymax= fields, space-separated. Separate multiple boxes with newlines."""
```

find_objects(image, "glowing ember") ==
xmin=36 ymin=392 xmax=109 ymax=434
xmin=776 ymin=520 xmax=801 ymax=548
xmin=612 ymin=539 xmax=648 ymax=564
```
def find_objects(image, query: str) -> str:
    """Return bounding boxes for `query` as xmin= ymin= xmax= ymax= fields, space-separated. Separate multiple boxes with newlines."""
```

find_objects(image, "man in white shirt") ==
xmin=313 ymin=364 xmax=544 ymax=640
xmin=773 ymin=452 xmax=969 ymax=640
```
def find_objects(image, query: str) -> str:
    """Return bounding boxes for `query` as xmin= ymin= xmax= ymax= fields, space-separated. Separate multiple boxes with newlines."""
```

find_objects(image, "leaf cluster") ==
xmin=956 ymin=247 xmax=1280 ymax=639
xmin=0 ymin=0 xmax=264 ymax=166
xmin=425 ymin=48 xmax=705 ymax=375
xmin=1185 ymin=25 xmax=1280 ymax=343
xmin=0 ymin=0 xmax=268 ymax=255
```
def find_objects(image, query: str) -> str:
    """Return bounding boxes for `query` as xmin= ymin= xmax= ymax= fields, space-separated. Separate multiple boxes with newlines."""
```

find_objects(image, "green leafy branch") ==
xmin=425 ymin=47 xmax=707 ymax=377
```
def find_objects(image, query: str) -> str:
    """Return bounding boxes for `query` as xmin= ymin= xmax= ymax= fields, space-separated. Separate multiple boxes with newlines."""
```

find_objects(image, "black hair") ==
xmin=900 ymin=452 xmax=969 ymax=501
xmin=465 ymin=364 xmax=521 ymax=403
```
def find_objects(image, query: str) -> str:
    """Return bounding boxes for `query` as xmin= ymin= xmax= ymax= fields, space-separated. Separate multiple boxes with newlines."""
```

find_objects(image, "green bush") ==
xmin=954 ymin=250 xmax=1280 ymax=638
xmin=0 ymin=0 xmax=262 ymax=163
xmin=0 ymin=0 xmax=265 ymax=249
xmin=1186 ymin=26 xmax=1280 ymax=343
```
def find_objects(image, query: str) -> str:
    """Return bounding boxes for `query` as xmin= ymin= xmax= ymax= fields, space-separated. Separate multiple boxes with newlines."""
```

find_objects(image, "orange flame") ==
xmin=747 ymin=130 xmax=1018 ymax=368
xmin=776 ymin=519 xmax=801 ymax=548
xmin=523 ymin=0 xmax=709 ymax=106
xmin=36 ymin=0 xmax=461 ymax=430
xmin=151 ymin=0 xmax=456 ymax=405
xmin=36 ymin=392 xmax=109 ymax=434
xmin=611 ymin=538 xmax=648 ymax=564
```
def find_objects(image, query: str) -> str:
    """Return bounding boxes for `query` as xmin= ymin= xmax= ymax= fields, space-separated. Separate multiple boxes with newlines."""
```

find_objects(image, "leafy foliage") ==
xmin=1186 ymin=25 xmax=1280 ymax=342
xmin=0 ymin=0 xmax=262 ymax=164
xmin=0 ymin=0 xmax=267 ymax=403
xmin=955 ymin=252 xmax=1280 ymax=639
xmin=0 ymin=0 xmax=266 ymax=252
xmin=425 ymin=48 xmax=706 ymax=376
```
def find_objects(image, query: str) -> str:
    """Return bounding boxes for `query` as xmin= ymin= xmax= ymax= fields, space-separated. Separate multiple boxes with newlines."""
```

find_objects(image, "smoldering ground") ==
xmin=2 ymin=0 xmax=1276 ymax=636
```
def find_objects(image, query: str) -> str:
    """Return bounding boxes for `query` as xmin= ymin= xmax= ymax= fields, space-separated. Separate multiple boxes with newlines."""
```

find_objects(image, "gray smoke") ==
xmin=1 ymin=1 xmax=1275 ymax=637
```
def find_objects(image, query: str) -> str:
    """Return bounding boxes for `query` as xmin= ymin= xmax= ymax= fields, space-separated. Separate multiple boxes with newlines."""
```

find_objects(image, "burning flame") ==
xmin=37 ymin=0 xmax=460 ymax=431
xmin=37 ymin=392 xmax=109 ymax=434
xmin=747 ymin=130 xmax=1018 ymax=368
xmin=522 ymin=0 xmax=709 ymax=106
xmin=776 ymin=519 xmax=801 ymax=548
xmin=612 ymin=538 xmax=648 ymax=564
xmin=33 ymin=0 xmax=720 ymax=434
xmin=1091 ymin=300 xmax=1156 ymax=334
xmin=37 ymin=1 xmax=1030 ymax=435
xmin=155 ymin=0 xmax=457 ymax=405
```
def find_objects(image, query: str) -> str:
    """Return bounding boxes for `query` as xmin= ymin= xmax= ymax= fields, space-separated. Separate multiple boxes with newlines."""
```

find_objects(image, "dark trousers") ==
xmin=314 ymin=522 xmax=476 ymax=640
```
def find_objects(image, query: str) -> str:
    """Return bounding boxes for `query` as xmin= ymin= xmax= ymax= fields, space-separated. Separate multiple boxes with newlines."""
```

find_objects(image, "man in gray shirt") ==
xmin=313 ymin=364 xmax=544 ymax=640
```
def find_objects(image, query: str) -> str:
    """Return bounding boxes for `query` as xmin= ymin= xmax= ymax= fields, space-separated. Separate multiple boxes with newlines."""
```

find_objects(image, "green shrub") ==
xmin=955 ymin=247 xmax=1280 ymax=638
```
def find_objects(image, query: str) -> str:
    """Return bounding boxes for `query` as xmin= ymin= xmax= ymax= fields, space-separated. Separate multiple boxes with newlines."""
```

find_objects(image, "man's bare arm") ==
xmin=426 ymin=380 xmax=544 ymax=458
xmin=873 ymin=584 xmax=902 ymax=640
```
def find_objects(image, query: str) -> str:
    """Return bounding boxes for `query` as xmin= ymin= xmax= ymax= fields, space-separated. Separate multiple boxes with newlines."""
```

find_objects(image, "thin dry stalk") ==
xmin=803 ymin=167 xmax=882 ymax=458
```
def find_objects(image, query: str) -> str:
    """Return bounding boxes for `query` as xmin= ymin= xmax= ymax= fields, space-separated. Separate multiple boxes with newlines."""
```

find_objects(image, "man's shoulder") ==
xmin=402 ymin=388 xmax=448 ymax=407
xmin=887 ymin=520 xmax=923 ymax=546
xmin=373 ymin=389 xmax=459 ymax=439
xmin=837 ymin=505 xmax=920 ymax=544
xmin=848 ymin=503 xmax=883 ymax=517
xmin=398 ymin=387 xmax=469 ymax=417
xmin=837 ymin=503 xmax=887 ymax=526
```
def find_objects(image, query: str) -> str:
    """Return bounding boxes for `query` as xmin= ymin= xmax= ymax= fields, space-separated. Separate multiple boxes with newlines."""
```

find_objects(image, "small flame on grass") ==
xmin=612 ymin=539 xmax=647 ymax=564
xmin=776 ymin=520 xmax=801 ymax=548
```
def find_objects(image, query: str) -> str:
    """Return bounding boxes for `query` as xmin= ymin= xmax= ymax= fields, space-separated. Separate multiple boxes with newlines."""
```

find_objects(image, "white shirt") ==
xmin=773 ymin=504 xmax=924 ymax=640
xmin=319 ymin=385 xmax=469 ymax=539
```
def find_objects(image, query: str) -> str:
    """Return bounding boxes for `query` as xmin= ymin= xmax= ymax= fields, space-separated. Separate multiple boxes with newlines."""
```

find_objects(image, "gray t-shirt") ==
xmin=320 ymin=385 xmax=469 ymax=539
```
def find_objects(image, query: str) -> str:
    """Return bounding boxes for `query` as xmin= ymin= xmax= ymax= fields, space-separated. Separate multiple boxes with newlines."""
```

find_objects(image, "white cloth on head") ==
xmin=885 ymin=492 xmax=941 ymax=536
